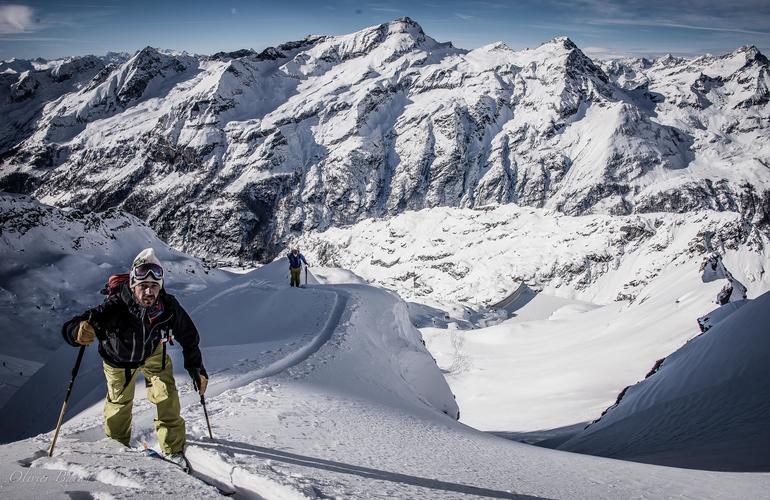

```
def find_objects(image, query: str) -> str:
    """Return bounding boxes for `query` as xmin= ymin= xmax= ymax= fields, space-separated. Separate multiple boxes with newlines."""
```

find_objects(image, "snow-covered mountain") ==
xmin=301 ymin=202 xmax=769 ymax=450
xmin=2 ymin=16 xmax=770 ymax=494
xmin=1 ymin=17 xmax=768 ymax=263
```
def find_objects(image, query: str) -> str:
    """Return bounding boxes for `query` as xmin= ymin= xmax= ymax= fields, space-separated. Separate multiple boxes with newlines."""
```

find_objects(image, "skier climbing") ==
xmin=288 ymin=247 xmax=309 ymax=287
xmin=61 ymin=248 xmax=208 ymax=468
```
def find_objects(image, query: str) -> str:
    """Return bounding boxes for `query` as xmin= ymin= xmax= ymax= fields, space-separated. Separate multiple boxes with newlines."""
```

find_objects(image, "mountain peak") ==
xmin=136 ymin=46 xmax=160 ymax=58
xmin=545 ymin=36 xmax=578 ymax=50
xmin=655 ymin=53 xmax=684 ymax=66
xmin=308 ymin=16 xmax=432 ymax=65
xmin=209 ymin=48 xmax=257 ymax=61
xmin=278 ymin=35 xmax=325 ymax=53
xmin=735 ymin=44 xmax=768 ymax=65
xmin=392 ymin=16 xmax=420 ymax=28
xmin=484 ymin=41 xmax=513 ymax=52
xmin=384 ymin=16 xmax=427 ymax=41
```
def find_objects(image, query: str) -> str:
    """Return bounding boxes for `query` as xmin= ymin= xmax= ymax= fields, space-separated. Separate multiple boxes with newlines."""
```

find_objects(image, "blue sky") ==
xmin=1 ymin=0 xmax=769 ymax=61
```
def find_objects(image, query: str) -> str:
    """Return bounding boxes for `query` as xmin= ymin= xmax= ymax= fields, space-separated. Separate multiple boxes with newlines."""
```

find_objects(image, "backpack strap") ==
xmin=160 ymin=328 xmax=174 ymax=370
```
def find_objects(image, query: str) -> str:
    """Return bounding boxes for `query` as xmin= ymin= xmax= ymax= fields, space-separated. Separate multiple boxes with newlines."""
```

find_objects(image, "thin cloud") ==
xmin=582 ymin=46 xmax=637 ymax=60
xmin=367 ymin=4 xmax=401 ymax=13
xmin=583 ymin=44 xmax=745 ymax=59
xmin=455 ymin=13 xmax=475 ymax=21
xmin=656 ymin=22 xmax=769 ymax=35
xmin=591 ymin=18 xmax=770 ymax=36
xmin=548 ymin=0 xmax=770 ymax=33
xmin=0 ymin=35 xmax=97 ymax=42
xmin=0 ymin=4 xmax=40 ymax=34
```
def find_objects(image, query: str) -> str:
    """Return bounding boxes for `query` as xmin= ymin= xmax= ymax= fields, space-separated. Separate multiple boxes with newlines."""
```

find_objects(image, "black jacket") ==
xmin=62 ymin=283 xmax=205 ymax=375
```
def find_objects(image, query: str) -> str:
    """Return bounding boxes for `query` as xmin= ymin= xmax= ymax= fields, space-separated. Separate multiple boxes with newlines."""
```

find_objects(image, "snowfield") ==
xmin=1 ymin=194 xmax=770 ymax=498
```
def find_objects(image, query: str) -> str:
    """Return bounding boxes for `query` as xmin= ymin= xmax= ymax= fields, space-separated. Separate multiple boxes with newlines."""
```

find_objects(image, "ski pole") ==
xmin=305 ymin=265 xmax=308 ymax=286
xmin=200 ymin=394 xmax=213 ymax=439
xmin=49 ymin=344 xmax=86 ymax=456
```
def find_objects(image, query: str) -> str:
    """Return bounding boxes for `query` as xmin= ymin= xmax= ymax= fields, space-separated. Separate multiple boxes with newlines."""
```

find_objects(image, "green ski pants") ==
xmin=290 ymin=267 xmax=302 ymax=287
xmin=102 ymin=342 xmax=185 ymax=454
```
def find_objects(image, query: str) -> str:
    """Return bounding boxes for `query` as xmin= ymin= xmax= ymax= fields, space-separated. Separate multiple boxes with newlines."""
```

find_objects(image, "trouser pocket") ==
xmin=146 ymin=375 xmax=169 ymax=403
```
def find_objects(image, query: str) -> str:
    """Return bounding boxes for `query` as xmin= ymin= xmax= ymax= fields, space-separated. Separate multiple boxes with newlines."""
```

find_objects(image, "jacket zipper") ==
xmin=134 ymin=307 xmax=145 ymax=363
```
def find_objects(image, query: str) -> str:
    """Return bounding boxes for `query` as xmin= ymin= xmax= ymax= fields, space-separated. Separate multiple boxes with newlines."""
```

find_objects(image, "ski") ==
xmin=141 ymin=444 xmax=235 ymax=496
xmin=141 ymin=445 xmax=190 ymax=473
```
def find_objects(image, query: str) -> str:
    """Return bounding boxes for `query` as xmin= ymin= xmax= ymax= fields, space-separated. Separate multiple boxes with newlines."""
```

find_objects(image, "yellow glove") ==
xmin=188 ymin=368 xmax=209 ymax=395
xmin=198 ymin=375 xmax=208 ymax=396
xmin=76 ymin=321 xmax=95 ymax=345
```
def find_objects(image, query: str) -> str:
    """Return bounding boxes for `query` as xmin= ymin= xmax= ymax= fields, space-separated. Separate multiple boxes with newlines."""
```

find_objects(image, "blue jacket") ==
xmin=288 ymin=252 xmax=308 ymax=269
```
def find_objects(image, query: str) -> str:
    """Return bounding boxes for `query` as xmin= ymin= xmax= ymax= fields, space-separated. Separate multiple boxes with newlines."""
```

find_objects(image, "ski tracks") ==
xmin=5 ymin=437 xmax=223 ymax=499
xmin=179 ymin=286 xmax=352 ymax=497
xmin=202 ymin=285 xmax=349 ymax=396
xmin=185 ymin=444 xmax=310 ymax=499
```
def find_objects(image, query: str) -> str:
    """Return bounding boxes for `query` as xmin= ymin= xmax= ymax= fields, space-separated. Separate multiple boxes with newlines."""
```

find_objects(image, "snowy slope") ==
xmin=558 ymin=290 xmax=770 ymax=471
xmin=296 ymin=202 xmax=770 ymax=450
xmin=0 ymin=54 xmax=106 ymax=155
xmin=1 ymin=255 xmax=769 ymax=498
xmin=420 ymin=262 xmax=727 ymax=432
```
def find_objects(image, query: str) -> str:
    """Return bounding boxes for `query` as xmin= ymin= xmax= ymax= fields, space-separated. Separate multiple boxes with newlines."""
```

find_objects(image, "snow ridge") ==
xmin=559 ymin=289 xmax=770 ymax=471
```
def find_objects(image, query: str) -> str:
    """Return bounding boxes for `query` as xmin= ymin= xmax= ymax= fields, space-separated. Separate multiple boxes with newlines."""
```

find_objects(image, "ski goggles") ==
xmin=132 ymin=262 xmax=164 ymax=281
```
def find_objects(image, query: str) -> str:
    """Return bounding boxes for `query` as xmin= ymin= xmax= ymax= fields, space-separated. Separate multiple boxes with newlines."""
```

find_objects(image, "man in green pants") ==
xmin=61 ymin=248 xmax=208 ymax=467
xmin=288 ymin=247 xmax=309 ymax=287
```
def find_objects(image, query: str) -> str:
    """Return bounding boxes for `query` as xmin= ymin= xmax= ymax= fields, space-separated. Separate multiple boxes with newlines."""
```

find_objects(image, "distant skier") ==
xmin=61 ymin=248 xmax=208 ymax=468
xmin=288 ymin=247 xmax=309 ymax=287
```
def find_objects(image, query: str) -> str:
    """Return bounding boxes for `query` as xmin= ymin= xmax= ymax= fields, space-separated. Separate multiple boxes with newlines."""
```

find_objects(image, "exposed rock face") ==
xmin=1 ymin=18 xmax=768 ymax=264
xmin=0 ymin=55 xmax=108 ymax=156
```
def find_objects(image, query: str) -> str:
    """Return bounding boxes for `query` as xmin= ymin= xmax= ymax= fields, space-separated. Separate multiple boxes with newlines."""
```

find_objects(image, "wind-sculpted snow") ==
xmin=559 ymin=290 xmax=770 ymax=471
xmin=1 ymin=18 xmax=768 ymax=264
